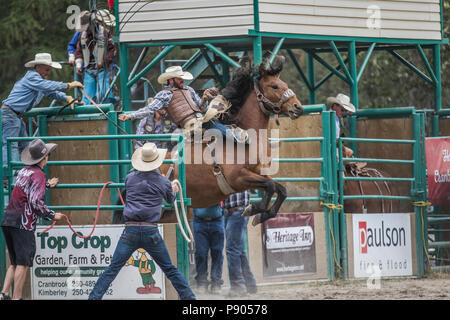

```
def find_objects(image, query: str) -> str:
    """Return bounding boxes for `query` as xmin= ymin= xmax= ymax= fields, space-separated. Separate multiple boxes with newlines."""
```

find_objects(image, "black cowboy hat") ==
xmin=21 ymin=139 xmax=57 ymax=165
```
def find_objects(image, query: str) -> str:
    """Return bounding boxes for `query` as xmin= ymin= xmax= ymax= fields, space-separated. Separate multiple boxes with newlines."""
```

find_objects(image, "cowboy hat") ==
xmin=24 ymin=53 xmax=62 ymax=69
xmin=131 ymin=142 xmax=167 ymax=172
xmin=94 ymin=9 xmax=116 ymax=26
xmin=21 ymin=139 xmax=57 ymax=166
xmin=157 ymin=66 xmax=193 ymax=84
xmin=76 ymin=9 xmax=115 ymax=32
xmin=326 ymin=93 xmax=356 ymax=113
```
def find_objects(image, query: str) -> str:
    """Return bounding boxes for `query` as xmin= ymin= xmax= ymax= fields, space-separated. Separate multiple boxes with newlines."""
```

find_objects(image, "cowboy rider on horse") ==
xmin=118 ymin=66 xmax=249 ymax=143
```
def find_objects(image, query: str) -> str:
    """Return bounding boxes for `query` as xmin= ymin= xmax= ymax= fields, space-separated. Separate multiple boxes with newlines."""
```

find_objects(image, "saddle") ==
xmin=345 ymin=161 xmax=368 ymax=176
xmin=344 ymin=164 xmax=394 ymax=214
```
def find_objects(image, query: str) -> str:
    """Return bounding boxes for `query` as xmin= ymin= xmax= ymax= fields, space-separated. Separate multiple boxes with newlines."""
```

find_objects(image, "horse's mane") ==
xmin=220 ymin=55 xmax=285 ymax=124
xmin=221 ymin=66 xmax=255 ymax=119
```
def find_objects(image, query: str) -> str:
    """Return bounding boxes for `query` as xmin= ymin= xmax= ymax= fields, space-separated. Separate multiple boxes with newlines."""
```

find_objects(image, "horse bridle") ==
xmin=254 ymin=80 xmax=295 ymax=117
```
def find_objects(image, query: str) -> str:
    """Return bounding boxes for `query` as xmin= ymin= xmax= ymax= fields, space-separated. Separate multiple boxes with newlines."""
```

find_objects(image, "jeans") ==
xmin=225 ymin=209 xmax=257 ymax=293
xmin=88 ymin=226 xmax=195 ymax=300
xmin=1 ymin=107 xmax=28 ymax=166
xmin=82 ymin=69 xmax=112 ymax=105
xmin=193 ymin=216 xmax=225 ymax=288
xmin=202 ymin=120 xmax=236 ymax=142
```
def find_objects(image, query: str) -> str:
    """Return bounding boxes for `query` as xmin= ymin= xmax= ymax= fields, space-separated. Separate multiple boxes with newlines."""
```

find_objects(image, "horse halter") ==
xmin=254 ymin=80 xmax=295 ymax=117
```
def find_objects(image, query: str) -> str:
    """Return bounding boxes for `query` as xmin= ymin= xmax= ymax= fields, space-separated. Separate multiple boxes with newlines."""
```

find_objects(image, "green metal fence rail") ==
xmin=337 ymin=111 xmax=428 ymax=278
xmin=0 ymin=131 xmax=192 ymax=282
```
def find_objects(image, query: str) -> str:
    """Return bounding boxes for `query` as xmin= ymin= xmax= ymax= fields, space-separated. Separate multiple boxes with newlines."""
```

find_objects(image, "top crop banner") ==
xmin=425 ymin=137 xmax=450 ymax=207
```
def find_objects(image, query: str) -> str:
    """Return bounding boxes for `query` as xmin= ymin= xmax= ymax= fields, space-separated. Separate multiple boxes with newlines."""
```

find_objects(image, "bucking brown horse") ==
xmin=113 ymin=57 xmax=303 ymax=226
xmin=160 ymin=56 xmax=303 ymax=226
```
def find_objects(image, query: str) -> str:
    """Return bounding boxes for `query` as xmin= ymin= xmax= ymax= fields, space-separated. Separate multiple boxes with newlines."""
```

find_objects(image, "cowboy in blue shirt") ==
xmin=89 ymin=142 xmax=196 ymax=300
xmin=1 ymin=53 xmax=84 ymax=165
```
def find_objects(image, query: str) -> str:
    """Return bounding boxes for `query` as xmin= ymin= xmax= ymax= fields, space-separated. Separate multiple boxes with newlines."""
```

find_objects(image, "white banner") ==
xmin=352 ymin=214 xmax=413 ymax=278
xmin=32 ymin=224 xmax=165 ymax=300
xmin=265 ymin=226 xmax=314 ymax=249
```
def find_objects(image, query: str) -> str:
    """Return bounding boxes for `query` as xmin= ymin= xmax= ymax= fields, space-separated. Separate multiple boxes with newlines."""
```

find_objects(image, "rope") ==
xmin=412 ymin=201 xmax=432 ymax=265
xmin=80 ymin=88 xmax=129 ymax=136
xmin=171 ymin=179 xmax=194 ymax=243
xmin=40 ymin=181 xmax=125 ymax=238
xmin=320 ymin=202 xmax=343 ymax=271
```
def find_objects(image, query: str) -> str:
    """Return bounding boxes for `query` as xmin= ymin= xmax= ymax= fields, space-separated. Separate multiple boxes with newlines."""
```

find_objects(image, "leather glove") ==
xmin=65 ymin=96 xmax=84 ymax=110
xmin=67 ymin=81 xmax=84 ymax=89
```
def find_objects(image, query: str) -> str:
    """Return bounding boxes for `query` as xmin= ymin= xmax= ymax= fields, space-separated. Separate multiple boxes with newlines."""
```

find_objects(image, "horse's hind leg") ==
xmin=252 ymin=182 xmax=287 ymax=226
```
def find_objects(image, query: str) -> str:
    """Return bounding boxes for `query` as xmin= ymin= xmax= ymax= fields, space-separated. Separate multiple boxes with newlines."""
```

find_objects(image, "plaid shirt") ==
xmin=222 ymin=190 xmax=250 ymax=209
xmin=130 ymin=85 xmax=203 ymax=121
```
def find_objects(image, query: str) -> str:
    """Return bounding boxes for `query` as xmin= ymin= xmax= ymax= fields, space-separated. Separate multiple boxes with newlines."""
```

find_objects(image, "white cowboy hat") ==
xmin=24 ymin=53 xmax=62 ymax=69
xmin=21 ymin=139 xmax=57 ymax=166
xmin=326 ymin=93 xmax=356 ymax=113
xmin=76 ymin=10 xmax=115 ymax=32
xmin=131 ymin=142 xmax=167 ymax=172
xmin=94 ymin=9 xmax=116 ymax=26
xmin=157 ymin=66 xmax=193 ymax=84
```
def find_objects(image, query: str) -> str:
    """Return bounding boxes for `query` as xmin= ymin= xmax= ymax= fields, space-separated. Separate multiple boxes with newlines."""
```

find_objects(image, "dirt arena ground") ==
xmin=194 ymin=271 xmax=450 ymax=300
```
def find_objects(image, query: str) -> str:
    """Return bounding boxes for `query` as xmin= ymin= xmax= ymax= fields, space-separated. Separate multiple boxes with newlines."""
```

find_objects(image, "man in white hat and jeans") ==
xmin=0 ymin=139 xmax=62 ymax=300
xmin=2 ymin=53 xmax=84 ymax=166
xmin=326 ymin=93 xmax=356 ymax=158
xmin=89 ymin=142 xmax=196 ymax=300
xmin=118 ymin=66 xmax=249 ymax=143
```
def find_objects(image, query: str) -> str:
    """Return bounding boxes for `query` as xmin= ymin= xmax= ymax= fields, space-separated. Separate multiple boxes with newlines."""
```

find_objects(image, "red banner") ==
xmin=425 ymin=137 xmax=450 ymax=207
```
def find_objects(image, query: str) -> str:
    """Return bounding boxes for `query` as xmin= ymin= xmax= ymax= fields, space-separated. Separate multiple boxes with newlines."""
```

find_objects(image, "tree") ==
xmin=0 ymin=0 xmax=90 ymax=103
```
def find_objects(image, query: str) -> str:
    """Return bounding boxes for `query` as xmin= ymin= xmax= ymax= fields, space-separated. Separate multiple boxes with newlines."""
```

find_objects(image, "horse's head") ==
xmin=256 ymin=56 xmax=303 ymax=120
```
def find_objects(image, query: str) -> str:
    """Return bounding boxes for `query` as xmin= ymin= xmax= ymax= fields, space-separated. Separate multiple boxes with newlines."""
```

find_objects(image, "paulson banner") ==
xmin=425 ymin=137 xmax=450 ymax=207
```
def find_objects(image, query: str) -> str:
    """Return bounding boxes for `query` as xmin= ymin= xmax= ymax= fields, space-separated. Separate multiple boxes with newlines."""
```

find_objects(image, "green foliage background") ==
xmin=0 ymin=0 xmax=448 ymax=111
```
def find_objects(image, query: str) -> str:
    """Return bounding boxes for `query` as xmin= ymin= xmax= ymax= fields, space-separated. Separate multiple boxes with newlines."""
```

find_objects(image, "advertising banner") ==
xmin=352 ymin=214 xmax=412 ymax=278
xmin=425 ymin=137 xmax=450 ymax=207
xmin=32 ymin=225 xmax=165 ymax=300
xmin=262 ymin=213 xmax=316 ymax=277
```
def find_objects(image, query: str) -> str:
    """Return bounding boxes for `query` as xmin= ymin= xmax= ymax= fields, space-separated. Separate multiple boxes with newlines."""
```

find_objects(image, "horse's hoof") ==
xmin=241 ymin=204 xmax=253 ymax=217
xmin=252 ymin=214 xmax=262 ymax=226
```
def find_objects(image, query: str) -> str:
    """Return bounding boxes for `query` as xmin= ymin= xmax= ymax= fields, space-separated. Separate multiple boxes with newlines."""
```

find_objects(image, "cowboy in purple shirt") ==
xmin=0 ymin=139 xmax=63 ymax=300
xmin=1 ymin=53 xmax=84 ymax=165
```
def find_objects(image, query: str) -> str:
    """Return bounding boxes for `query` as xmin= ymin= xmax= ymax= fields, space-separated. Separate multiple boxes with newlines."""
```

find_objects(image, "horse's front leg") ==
xmin=251 ymin=182 xmax=287 ymax=226
xmin=236 ymin=169 xmax=276 ymax=218
xmin=241 ymin=178 xmax=276 ymax=217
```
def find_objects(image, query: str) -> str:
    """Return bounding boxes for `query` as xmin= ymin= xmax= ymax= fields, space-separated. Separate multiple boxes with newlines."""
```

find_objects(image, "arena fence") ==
xmin=0 ymin=107 xmax=191 ymax=286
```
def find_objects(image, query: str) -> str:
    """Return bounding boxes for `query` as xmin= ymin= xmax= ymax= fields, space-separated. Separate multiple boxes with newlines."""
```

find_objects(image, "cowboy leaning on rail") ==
xmin=118 ymin=66 xmax=249 ymax=143
xmin=326 ymin=93 xmax=355 ymax=160
xmin=1 ymin=53 xmax=84 ymax=166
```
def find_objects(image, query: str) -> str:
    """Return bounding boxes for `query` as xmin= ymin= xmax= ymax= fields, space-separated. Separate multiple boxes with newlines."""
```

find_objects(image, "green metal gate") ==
xmin=337 ymin=109 xmax=428 ymax=279
xmin=0 ymin=108 xmax=192 ymax=284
